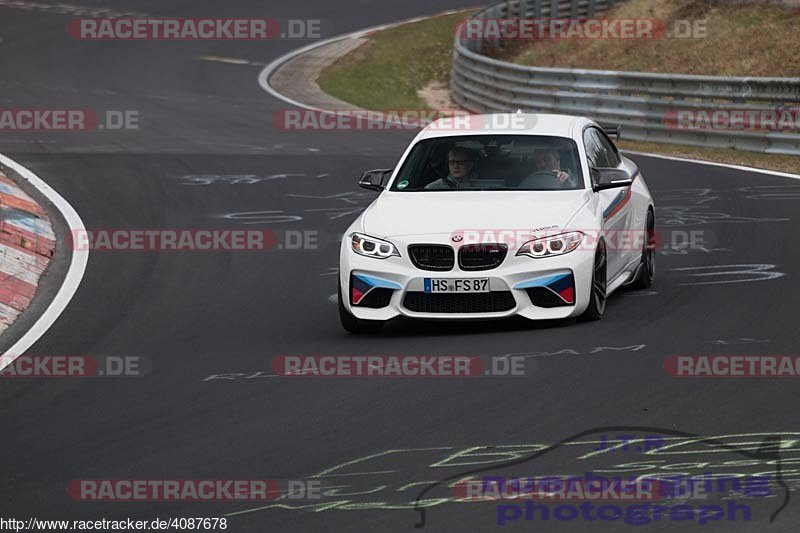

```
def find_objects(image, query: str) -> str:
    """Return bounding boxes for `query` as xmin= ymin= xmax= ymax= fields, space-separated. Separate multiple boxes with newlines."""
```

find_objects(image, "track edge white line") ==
xmin=0 ymin=153 xmax=88 ymax=362
xmin=621 ymin=150 xmax=800 ymax=181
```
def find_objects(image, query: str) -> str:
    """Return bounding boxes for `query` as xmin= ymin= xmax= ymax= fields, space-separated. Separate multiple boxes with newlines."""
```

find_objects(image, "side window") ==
xmin=595 ymin=130 xmax=621 ymax=167
xmin=582 ymin=128 xmax=603 ymax=169
xmin=583 ymin=128 xmax=621 ymax=169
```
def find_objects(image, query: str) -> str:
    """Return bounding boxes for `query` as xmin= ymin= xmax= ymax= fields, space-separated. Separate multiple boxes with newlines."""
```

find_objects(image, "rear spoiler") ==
xmin=603 ymin=125 xmax=622 ymax=139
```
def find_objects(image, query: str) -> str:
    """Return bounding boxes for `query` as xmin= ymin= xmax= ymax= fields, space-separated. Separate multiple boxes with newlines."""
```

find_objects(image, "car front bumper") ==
xmin=339 ymin=238 xmax=595 ymax=321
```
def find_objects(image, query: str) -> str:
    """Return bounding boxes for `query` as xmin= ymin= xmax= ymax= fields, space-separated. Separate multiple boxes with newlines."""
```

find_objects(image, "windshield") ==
xmin=389 ymin=135 xmax=583 ymax=192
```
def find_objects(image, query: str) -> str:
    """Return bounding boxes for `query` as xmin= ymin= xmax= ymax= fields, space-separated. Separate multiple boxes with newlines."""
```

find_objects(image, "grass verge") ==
xmin=506 ymin=0 xmax=800 ymax=76
xmin=317 ymin=10 xmax=476 ymax=110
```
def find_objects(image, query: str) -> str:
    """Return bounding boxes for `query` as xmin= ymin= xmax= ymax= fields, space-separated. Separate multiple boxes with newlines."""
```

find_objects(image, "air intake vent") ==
xmin=403 ymin=292 xmax=516 ymax=313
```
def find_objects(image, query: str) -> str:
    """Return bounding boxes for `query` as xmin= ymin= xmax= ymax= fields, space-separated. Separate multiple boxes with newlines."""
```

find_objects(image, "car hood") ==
xmin=361 ymin=190 xmax=592 ymax=238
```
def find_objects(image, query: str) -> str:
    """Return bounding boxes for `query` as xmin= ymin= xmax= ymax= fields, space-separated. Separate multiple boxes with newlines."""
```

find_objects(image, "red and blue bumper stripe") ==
xmin=350 ymin=273 xmax=402 ymax=305
xmin=513 ymin=272 xmax=575 ymax=305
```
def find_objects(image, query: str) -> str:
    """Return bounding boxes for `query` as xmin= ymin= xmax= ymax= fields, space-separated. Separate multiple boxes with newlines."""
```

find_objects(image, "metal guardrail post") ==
xmin=488 ymin=5 xmax=499 ymax=51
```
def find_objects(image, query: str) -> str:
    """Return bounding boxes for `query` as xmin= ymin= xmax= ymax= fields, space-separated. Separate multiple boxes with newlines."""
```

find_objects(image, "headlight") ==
xmin=517 ymin=231 xmax=583 ymax=258
xmin=350 ymin=233 xmax=400 ymax=259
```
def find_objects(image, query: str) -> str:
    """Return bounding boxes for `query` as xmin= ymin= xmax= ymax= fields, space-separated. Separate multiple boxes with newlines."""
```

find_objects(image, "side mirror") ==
xmin=592 ymin=167 xmax=633 ymax=191
xmin=358 ymin=169 xmax=393 ymax=192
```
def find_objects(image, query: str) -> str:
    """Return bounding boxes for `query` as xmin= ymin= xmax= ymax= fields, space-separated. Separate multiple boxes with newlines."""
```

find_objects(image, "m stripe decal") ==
xmin=603 ymin=171 xmax=639 ymax=221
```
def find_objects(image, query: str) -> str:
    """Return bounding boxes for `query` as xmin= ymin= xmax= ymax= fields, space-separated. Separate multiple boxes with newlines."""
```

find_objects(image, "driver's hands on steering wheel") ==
xmin=551 ymin=169 xmax=575 ymax=186
xmin=524 ymin=169 xmax=576 ymax=189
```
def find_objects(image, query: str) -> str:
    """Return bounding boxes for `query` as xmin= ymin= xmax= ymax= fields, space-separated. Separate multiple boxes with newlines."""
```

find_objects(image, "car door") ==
xmin=596 ymin=130 xmax=639 ymax=271
xmin=583 ymin=127 xmax=631 ymax=279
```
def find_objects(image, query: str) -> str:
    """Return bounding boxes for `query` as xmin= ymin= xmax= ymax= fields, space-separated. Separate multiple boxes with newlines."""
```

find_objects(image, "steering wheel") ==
xmin=528 ymin=170 xmax=557 ymax=179
xmin=522 ymin=170 xmax=574 ymax=189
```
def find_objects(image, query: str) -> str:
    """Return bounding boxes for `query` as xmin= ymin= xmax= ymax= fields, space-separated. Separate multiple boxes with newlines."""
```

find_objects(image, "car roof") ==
xmin=416 ymin=113 xmax=596 ymax=141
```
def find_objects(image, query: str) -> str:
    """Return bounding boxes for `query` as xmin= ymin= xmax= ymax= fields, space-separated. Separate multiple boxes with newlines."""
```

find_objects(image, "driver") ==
xmin=531 ymin=148 xmax=576 ymax=188
xmin=425 ymin=147 xmax=479 ymax=189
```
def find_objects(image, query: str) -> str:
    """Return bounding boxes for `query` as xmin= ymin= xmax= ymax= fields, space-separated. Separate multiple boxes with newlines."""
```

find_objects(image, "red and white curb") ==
xmin=0 ymin=170 xmax=54 ymax=332
xmin=0 ymin=153 xmax=88 ymax=364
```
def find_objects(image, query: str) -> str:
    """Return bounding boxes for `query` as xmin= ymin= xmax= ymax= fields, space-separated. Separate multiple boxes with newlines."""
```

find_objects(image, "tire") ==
xmin=579 ymin=241 xmax=607 ymax=322
xmin=630 ymin=210 xmax=656 ymax=290
xmin=338 ymin=281 xmax=384 ymax=334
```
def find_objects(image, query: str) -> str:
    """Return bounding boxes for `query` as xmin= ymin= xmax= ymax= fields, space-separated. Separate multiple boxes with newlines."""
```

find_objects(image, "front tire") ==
xmin=579 ymin=241 xmax=607 ymax=322
xmin=338 ymin=281 xmax=384 ymax=334
xmin=630 ymin=210 xmax=655 ymax=289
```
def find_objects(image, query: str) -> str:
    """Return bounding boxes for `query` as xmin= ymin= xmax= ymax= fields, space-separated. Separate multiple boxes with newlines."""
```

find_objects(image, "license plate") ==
xmin=424 ymin=278 xmax=489 ymax=293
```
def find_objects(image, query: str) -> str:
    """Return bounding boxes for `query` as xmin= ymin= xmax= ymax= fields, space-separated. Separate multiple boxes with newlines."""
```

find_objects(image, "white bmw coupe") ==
xmin=338 ymin=114 xmax=655 ymax=333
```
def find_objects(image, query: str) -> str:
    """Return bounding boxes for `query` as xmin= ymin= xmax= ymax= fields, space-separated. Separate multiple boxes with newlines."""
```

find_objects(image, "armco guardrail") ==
xmin=451 ymin=0 xmax=800 ymax=155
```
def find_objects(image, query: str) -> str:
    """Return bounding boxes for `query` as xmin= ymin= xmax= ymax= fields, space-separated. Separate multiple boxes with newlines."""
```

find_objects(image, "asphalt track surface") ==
xmin=1 ymin=1 xmax=799 ymax=532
